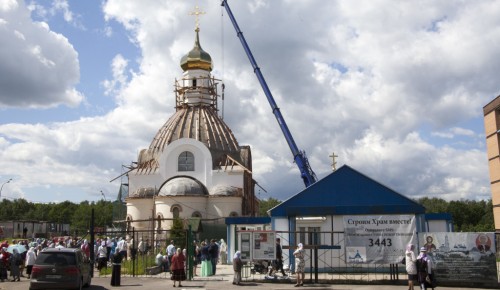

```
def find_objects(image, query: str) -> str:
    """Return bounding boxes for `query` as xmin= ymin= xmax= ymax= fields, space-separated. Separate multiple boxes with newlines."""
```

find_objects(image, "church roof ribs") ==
xmin=207 ymin=109 xmax=226 ymax=151
xmin=178 ymin=107 xmax=189 ymax=141
xmin=186 ymin=107 xmax=194 ymax=140
xmin=201 ymin=108 xmax=213 ymax=148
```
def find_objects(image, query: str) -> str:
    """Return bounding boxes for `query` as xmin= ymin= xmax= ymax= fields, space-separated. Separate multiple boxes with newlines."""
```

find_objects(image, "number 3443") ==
xmin=368 ymin=238 xmax=392 ymax=247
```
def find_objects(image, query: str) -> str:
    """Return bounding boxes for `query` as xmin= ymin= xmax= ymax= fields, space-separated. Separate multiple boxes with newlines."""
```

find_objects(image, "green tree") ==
xmin=0 ymin=199 xmax=14 ymax=220
xmin=71 ymin=201 xmax=92 ymax=234
xmin=259 ymin=197 xmax=282 ymax=216
xmin=416 ymin=197 xmax=448 ymax=213
xmin=170 ymin=218 xmax=186 ymax=249
xmin=417 ymin=198 xmax=494 ymax=232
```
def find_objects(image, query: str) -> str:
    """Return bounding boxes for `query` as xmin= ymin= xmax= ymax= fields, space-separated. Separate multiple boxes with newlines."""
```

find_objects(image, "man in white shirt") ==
xmin=106 ymin=237 xmax=113 ymax=260
xmin=166 ymin=240 xmax=176 ymax=271
xmin=55 ymin=241 xmax=65 ymax=249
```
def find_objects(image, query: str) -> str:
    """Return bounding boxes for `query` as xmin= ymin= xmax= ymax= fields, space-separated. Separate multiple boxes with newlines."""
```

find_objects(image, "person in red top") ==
xmin=80 ymin=240 xmax=90 ymax=258
xmin=0 ymin=247 xmax=10 ymax=282
xmin=170 ymin=248 xmax=186 ymax=287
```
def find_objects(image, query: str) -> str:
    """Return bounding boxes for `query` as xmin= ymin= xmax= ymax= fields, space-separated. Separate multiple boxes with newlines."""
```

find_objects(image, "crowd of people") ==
xmin=1 ymin=235 xmax=306 ymax=287
xmin=0 ymin=238 xmax=58 ymax=282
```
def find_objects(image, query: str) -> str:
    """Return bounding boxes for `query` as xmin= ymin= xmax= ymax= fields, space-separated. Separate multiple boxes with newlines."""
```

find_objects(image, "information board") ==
xmin=239 ymin=232 xmax=252 ymax=261
xmin=252 ymin=231 xmax=275 ymax=260
xmin=344 ymin=215 xmax=416 ymax=264
xmin=237 ymin=231 xmax=276 ymax=261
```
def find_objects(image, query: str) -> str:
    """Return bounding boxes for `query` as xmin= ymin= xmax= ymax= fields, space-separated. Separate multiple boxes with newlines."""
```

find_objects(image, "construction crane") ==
xmin=221 ymin=0 xmax=317 ymax=187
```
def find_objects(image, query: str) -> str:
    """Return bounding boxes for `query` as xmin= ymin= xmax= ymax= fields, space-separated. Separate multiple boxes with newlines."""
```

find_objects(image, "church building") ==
xmin=124 ymin=24 xmax=258 ymax=236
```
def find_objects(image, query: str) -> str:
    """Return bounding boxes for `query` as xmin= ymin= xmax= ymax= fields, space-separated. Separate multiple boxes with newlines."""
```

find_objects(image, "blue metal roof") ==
xmin=424 ymin=213 xmax=452 ymax=221
xmin=269 ymin=165 xmax=426 ymax=217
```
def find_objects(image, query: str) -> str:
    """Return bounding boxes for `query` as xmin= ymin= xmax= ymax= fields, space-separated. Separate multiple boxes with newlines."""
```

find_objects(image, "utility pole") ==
xmin=0 ymin=178 xmax=12 ymax=199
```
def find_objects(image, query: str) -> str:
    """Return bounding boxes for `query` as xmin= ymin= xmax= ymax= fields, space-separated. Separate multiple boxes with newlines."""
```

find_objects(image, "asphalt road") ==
xmin=2 ymin=276 xmax=498 ymax=290
xmin=2 ymin=264 xmax=497 ymax=290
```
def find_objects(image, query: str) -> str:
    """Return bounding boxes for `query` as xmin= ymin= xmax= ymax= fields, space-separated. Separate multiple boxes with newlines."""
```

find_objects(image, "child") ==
xmin=232 ymin=251 xmax=243 ymax=285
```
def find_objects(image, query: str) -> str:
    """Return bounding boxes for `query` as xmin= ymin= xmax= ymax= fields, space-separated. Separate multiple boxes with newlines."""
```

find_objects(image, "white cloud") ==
xmin=0 ymin=0 xmax=497 ymax=203
xmin=0 ymin=1 xmax=83 ymax=108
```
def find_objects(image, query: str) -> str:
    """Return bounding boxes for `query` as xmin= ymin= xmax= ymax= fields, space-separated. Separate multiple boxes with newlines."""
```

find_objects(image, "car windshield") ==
xmin=36 ymin=252 xmax=76 ymax=266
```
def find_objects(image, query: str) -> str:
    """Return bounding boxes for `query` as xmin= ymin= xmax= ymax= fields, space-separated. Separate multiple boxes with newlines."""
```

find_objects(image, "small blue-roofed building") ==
xmin=267 ymin=165 xmax=451 ymax=269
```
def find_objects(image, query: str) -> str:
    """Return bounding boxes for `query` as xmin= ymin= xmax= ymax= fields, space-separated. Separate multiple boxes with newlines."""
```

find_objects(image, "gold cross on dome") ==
xmin=189 ymin=5 xmax=206 ymax=30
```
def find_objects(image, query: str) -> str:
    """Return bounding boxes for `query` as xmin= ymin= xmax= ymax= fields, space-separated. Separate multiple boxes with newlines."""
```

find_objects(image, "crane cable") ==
xmin=220 ymin=4 xmax=225 ymax=120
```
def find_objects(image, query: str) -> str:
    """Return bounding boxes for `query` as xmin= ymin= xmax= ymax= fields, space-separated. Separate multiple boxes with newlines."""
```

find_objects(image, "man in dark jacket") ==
xmin=269 ymin=238 xmax=287 ymax=276
xmin=208 ymin=239 xmax=219 ymax=275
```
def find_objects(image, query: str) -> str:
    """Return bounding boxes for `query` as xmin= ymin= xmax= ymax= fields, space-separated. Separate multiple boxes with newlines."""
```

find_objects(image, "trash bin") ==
xmin=110 ymin=252 xmax=123 ymax=286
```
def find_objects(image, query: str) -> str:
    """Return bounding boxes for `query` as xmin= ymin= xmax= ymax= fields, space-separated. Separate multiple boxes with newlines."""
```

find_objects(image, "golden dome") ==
xmin=180 ymin=28 xmax=213 ymax=71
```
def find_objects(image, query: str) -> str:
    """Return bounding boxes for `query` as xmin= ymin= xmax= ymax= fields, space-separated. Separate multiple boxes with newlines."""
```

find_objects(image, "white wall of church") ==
xmin=126 ymin=199 xmax=154 ymax=229
xmin=211 ymin=171 xmax=244 ymax=189
xmin=207 ymin=196 xmax=242 ymax=217
xmin=159 ymin=138 xmax=213 ymax=187
xmin=156 ymin=197 xmax=208 ymax=217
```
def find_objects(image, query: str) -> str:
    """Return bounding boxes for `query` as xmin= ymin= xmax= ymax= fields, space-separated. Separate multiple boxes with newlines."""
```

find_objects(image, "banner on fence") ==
xmin=343 ymin=215 xmax=416 ymax=264
xmin=420 ymin=232 xmax=497 ymax=286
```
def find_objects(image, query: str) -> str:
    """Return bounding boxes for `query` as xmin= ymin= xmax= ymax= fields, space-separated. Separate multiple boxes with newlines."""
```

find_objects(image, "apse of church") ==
xmin=124 ymin=21 xmax=258 ymax=232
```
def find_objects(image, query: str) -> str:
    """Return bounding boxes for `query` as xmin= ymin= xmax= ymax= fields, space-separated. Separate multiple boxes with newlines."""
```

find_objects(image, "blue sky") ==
xmin=0 ymin=0 xmax=499 ymax=204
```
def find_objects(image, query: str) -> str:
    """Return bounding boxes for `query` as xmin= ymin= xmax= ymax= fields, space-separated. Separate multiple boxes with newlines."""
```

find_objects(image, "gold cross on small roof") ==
xmin=189 ymin=5 xmax=206 ymax=30
xmin=329 ymin=152 xmax=338 ymax=171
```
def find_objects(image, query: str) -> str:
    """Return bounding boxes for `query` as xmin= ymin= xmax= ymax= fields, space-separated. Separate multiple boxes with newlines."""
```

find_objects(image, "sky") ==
xmin=0 ymin=0 xmax=499 ymax=204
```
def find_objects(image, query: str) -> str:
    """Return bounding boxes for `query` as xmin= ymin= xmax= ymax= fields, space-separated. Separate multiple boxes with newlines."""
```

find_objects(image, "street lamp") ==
xmin=0 ymin=178 xmax=12 ymax=199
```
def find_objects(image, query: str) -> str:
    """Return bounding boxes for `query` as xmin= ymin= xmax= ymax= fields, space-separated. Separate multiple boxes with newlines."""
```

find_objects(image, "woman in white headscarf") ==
xmin=293 ymin=243 xmax=305 ymax=287
xmin=25 ymin=247 xmax=37 ymax=278
xmin=219 ymin=239 xmax=227 ymax=264
xmin=417 ymin=247 xmax=433 ymax=290
xmin=232 ymin=251 xmax=242 ymax=285
xmin=405 ymin=244 xmax=417 ymax=290
xmin=97 ymin=241 xmax=108 ymax=271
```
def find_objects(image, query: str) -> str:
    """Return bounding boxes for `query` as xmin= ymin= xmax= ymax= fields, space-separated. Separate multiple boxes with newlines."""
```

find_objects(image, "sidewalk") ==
xmin=90 ymin=263 xmax=497 ymax=290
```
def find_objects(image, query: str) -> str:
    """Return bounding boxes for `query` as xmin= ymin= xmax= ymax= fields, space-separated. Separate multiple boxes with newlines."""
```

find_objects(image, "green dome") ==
xmin=180 ymin=28 xmax=213 ymax=71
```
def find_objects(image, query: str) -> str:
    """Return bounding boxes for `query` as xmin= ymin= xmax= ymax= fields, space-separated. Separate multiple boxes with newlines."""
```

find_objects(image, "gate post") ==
xmin=187 ymin=225 xmax=193 ymax=280
xmin=90 ymin=208 xmax=95 ymax=277
xmin=132 ymin=227 xmax=135 ymax=277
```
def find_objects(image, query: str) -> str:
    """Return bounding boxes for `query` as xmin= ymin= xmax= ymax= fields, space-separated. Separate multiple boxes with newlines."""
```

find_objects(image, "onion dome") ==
xmin=180 ymin=28 xmax=213 ymax=71
xmin=158 ymin=176 xmax=208 ymax=196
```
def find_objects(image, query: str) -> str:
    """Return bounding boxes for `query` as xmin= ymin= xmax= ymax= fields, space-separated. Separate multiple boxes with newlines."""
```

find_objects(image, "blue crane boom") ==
xmin=221 ymin=0 xmax=317 ymax=187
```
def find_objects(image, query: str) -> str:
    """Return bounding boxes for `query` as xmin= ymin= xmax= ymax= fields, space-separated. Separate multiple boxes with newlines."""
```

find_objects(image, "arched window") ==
xmin=178 ymin=151 xmax=194 ymax=171
xmin=229 ymin=211 xmax=238 ymax=217
xmin=192 ymin=211 xmax=202 ymax=218
xmin=172 ymin=207 xmax=180 ymax=219
xmin=156 ymin=215 xmax=162 ymax=234
xmin=171 ymin=205 xmax=182 ymax=219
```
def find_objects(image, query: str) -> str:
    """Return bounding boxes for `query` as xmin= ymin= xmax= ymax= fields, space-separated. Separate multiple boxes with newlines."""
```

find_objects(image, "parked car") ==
xmin=29 ymin=247 xmax=91 ymax=290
